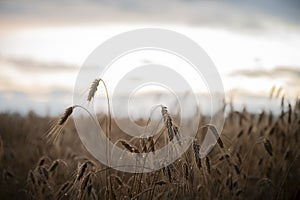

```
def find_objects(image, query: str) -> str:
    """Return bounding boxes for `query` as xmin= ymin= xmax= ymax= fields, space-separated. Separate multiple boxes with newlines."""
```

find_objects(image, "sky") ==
xmin=0 ymin=0 xmax=300 ymax=116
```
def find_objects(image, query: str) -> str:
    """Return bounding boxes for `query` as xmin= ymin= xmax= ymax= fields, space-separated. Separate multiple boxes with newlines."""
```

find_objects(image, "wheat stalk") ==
xmin=161 ymin=105 xmax=174 ymax=142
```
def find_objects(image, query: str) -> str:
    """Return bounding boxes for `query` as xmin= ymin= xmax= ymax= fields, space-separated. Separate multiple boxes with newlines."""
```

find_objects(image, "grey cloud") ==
xmin=0 ymin=55 xmax=78 ymax=97
xmin=0 ymin=0 xmax=299 ymax=32
xmin=231 ymin=66 xmax=300 ymax=79
xmin=0 ymin=55 xmax=78 ymax=74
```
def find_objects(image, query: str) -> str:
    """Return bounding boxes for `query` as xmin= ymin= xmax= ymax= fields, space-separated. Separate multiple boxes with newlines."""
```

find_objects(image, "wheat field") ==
xmin=0 ymin=93 xmax=299 ymax=199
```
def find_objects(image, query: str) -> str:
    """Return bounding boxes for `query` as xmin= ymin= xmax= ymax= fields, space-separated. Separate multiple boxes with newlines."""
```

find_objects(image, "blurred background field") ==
xmin=0 ymin=100 xmax=300 ymax=199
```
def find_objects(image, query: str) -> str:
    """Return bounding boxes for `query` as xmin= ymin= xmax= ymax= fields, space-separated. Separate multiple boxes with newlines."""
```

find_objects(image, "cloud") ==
xmin=0 ymin=55 xmax=78 ymax=74
xmin=230 ymin=66 xmax=300 ymax=93
xmin=231 ymin=66 xmax=300 ymax=79
xmin=0 ymin=0 xmax=299 ymax=33
xmin=0 ymin=55 xmax=78 ymax=96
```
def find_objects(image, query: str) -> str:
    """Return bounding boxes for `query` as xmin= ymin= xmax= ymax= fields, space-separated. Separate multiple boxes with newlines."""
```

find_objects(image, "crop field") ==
xmin=0 ymin=95 xmax=299 ymax=200
xmin=1 ymin=0 xmax=300 ymax=200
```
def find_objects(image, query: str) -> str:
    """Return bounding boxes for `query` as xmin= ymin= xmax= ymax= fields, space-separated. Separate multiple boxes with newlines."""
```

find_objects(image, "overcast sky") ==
xmin=1 ymin=0 xmax=300 ymax=31
xmin=0 ymin=0 xmax=300 ymax=115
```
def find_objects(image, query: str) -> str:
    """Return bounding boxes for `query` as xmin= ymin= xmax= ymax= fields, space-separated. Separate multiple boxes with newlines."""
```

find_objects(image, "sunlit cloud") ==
xmin=230 ymin=66 xmax=300 ymax=95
